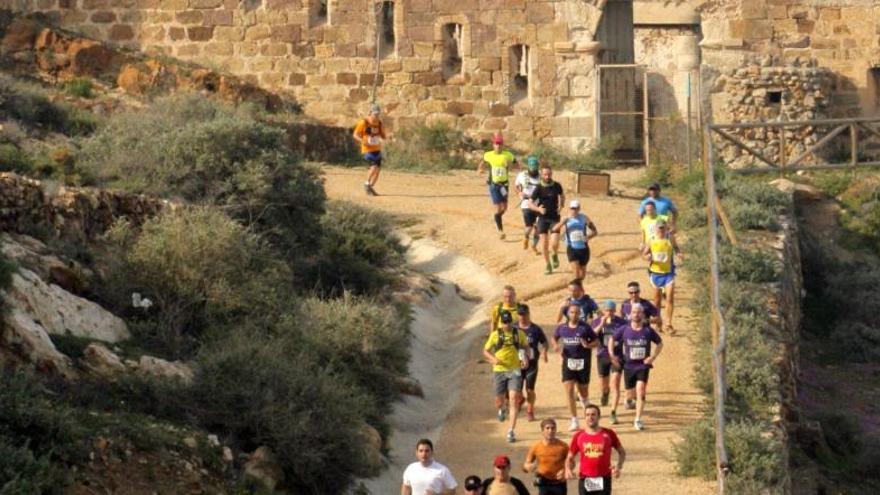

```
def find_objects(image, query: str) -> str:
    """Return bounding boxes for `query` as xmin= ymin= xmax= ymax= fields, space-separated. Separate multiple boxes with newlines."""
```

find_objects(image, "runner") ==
xmin=478 ymin=133 xmax=517 ymax=239
xmin=529 ymin=165 xmax=565 ymax=274
xmin=556 ymin=279 xmax=599 ymax=326
xmin=559 ymin=200 xmax=598 ymax=281
xmin=618 ymin=281 xmax=660 ymax=328
xmin=483 ymin=310 xmax=529 ymax=443
xmin=591 ymin=301 xmax=627 ymax=425
xmin=464 ymin=475 xmax=484 ymax=495
xmin=401 ymin=438 xmax=458 ymax=495
xmin=637 ymin=183 xmax=677 ymax=231
xmin=642 ymin=219 xmax=683 ymax=334
xmin=352 ymin=104 xmax=386 ymax=196
xmin=515 ymin=155 xmax=542 ymax=253
xmin=516 ymin=304 xmax=548 ymax=421
xmin=565 ymin=405 xmax=626 ymax=495
xmin=610 ymin=304 xmax=664 ymax=431
xmin=638 ymin=200 xmax=668 ymax=249
xmin=523 ymin=418 xmax=569 ymax=495
xmin=552 ymin=304 xmax=598 ymax=432
xmin=481 ymin=456 xmax=530 ymax=495
xmin=490 ymin=285 xmax=520 ymax=334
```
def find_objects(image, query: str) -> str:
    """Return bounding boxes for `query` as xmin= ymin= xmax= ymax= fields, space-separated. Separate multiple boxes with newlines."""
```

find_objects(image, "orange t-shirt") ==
xmin=526 ymin=439 xmax=569 ymax=480
xmin=353 ymin=118 xmax=385 ymax=154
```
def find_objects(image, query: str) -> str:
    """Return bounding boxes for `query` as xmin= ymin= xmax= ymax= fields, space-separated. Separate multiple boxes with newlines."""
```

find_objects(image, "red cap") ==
xmin=492 ymin=134 xmax=504 ymax=145
xmin=493 ymin=455 xmax=511 ymax=468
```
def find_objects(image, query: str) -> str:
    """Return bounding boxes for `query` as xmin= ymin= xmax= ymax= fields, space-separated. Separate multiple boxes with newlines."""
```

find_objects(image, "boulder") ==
xmin=358 ymin=423 xmax=385 ymax=473
xmin=244 ymin=446 xmax=285 ymax=491
xmin=136 ymin=355 xmax=194 ymax=384
xmin=1 ymin=235 xmax=88 ymax=294
xmin=83 ymin=343 xmax=126 ymax=378
xmin=769 ymin=178 xmax=822 ymax=201
xmin=0 ymin=18 xmax=41 ymax=53
xmin=6 ymin=268 xmax=130 ymax=343
xmin=1 ymin=306 xmax=77 ymax=379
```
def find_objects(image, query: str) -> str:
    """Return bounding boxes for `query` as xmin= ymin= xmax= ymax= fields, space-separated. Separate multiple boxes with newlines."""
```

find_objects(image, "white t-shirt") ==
xmin=402 ymin=460 xmax=458 ymax=495
xmin=515 ymin=171 xmax=541 ymax=209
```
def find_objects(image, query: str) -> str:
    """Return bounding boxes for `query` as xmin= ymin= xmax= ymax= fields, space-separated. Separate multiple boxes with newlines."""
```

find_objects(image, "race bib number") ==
xmin=518 ymin=348 xmax=529 ymax=362
xmin=366 ymin=135 xmax=381 ymax=146
xmin=653 ymin=251 xmax=669 ymax=262
xmin=569 ymin=230 xmax=586 ymax=243
xmin=567 ymin=358 xmax=585 ymax=371
xmin=583 ymin=477 xmax=604 ymax=492
xmin=602 ymin=332 xmax=613 ymax=348
xmin=498 ymin=186 xmax=508 ymax=196
xmin=629 ymin=347 xmax=646 ymax=360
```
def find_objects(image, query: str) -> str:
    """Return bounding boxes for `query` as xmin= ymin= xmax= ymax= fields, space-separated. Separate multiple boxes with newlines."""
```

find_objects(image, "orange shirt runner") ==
xmin=525 ymin=438 xmax=569 ymax=480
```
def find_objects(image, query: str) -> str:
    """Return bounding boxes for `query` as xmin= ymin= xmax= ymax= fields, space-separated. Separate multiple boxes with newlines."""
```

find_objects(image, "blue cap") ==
xmin=603 ymin=300 xmax=616 ymax=310
xmin=526 ymin=155 xmax=539 ymax=169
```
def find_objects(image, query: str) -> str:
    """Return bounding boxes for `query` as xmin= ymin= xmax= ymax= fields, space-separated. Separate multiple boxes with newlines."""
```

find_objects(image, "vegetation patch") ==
xmin=382 ymin=121 xmax=474 ymax=172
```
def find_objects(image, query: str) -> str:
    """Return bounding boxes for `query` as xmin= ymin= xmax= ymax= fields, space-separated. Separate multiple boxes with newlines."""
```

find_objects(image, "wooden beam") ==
xmin=786 ymin=124 xmax=847 ymax=167
xmin=713 ymin=128 xmax=779 ymax=168
xmin=715 ymin=196 xmax=738 ymax=246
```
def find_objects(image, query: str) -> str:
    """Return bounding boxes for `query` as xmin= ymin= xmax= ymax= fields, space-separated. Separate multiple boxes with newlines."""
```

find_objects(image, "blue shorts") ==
xmin=488 ymin=183 xmax=509 ymax=204
xmin=364 ymin=151 xmax=382 ymax=166
xmin=649 ymin=271 xmax=676 ymax=289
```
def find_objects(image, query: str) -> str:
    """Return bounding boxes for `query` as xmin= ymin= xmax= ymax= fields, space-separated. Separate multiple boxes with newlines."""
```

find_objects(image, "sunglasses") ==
xmin=543 ymin=426 xmax=557 ymax=430
xmin=628 ymin=290 xmax=640 ymax=294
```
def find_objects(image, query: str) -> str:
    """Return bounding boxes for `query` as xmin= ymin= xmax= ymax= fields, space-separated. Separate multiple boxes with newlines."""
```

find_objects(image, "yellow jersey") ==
xmin=649 ymin=238 xmax=674 ymax=274
xmin=491 ymin=302 xmax=519 ymax=331
xmin=640 ymin=214 xmax=669 ymax=243
xmin=353 ymin=118 xmax=385 ymax=154
xmin=484 ymin=328 xmax=524 ymax=372
xmin=483 ymin=150 xmax=515 ymax=184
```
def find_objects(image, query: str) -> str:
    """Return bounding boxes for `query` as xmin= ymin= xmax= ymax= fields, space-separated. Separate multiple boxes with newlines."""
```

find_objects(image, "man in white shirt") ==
xmin=515 ymin=155 xmax=542 ymax=254
xmin=401 ymin=438 xmax=458 ymax=495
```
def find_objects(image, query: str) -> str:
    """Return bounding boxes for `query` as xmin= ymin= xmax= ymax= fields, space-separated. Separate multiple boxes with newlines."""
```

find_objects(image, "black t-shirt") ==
xmin=531 ymin=181 xmax=564 ymax=219
xmin=481 ymin=477 xmax=531 ymax=495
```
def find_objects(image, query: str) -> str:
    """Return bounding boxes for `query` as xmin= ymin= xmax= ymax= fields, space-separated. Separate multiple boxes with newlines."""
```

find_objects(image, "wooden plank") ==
xmin=786 ymin=124 xmax=847 ymax=167
xmin=713 ymin=128 xmax=779 ymax=168
xmin=715 ymin=196 xmax=738 ymax=246
xmin=711 ymin=117 xmax=880 ymax=130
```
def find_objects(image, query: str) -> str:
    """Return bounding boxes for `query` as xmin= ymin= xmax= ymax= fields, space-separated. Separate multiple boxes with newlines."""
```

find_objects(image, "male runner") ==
xmin=591 ymin=301 xmax=626 ymax=425
xmin=639 ymin=200 xmax=668 ymax=249
xmin=515 ymin=155 xmax=542 ymax=253
xmin=566 ymin=405 xmax=626 ymax=495
xmin=478 ymin=133 xmax=517 ymax=239
xmin=463 ymin=475 xmax=484 ymax=495
xmin=552 ymin=304 xmax=598 ymax=432
xmin=556 ymin=279 xmax=599 ymax=326
xmin=524 ymin=418 xmax=569 ymax=495
xmin=401 ymin=438 xmax=458 ymax=495
xmin=490 ymin=285 xmax=520 ymax=334
xmin=481 ymin=456 xmax=530 ymax=495
xmin=516 ymin=304 xmax=548 ymax=421
xmin=483 ymin=310 xmax=529 ymax=443
xmin=638 ymin=183 xmax=677 ymax=231
xmin=529 ymin=165 xmax=565 ymax=274
xmin=610 ymin=305 xmax=663 ymax=431
xmin=352 ymin=104 xmax=386 ymax=196
xmin=559 ymin=200 xmax=598 ymax=281
xmin=643 ymin=220 xmax=683 ymax=334
xmin=619 ymin=281 xmax=660 ymax=328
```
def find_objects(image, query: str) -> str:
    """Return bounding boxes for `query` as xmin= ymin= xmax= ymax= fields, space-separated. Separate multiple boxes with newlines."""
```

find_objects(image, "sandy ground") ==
xmin=326 ymin=166 xmax=714 ymax=494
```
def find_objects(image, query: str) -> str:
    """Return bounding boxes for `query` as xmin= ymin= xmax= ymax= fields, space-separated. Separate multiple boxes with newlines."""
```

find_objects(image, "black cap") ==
xmin=516 ymin=304 xmax=529 ymax=315
xmin=648 ymin=182 xmax=661 ymax=190
xmin=464 ymin=475 xmax=482 ymax=490
xmin=499 ymin=310 xmax=513 ymax=324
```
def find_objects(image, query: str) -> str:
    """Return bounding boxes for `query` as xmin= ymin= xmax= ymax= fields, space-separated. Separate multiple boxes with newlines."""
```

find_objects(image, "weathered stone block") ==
xmin=337 ymin=72 xmax=357 ymax=85
xmin=349 ymin=88 xmax=370 ymax=101
xmin=204 ymin=10 xmax=233 ymax=26
xmin=402 ymin=58 xmax=431 ymax=73
xmin=260 ymin=43 xmax=288 ymax=56
xmin=551 ymin=117 xmax=570 ymax=137
xmin=213 ymin=26 xmax=244 ymax=42
xmin=417 ymin=99 xmax=446 ymax=113
xmin=742 ymin=20 xmax=772 ymax=39
xmin=479 ymin=57 xmax=501 ymax=71
xmin=741 ymin=1 xmax=767 ymax=20
xmin=187 ymin=26 xmax=214 ymax=42
xmin=525 ymin=2 xmax=554 ymax=23
xmin=482 ymin=117 xmax=508 ymax=131
xmin=90 ymin=11 xmax=116 ymax=23
xmin=108 ymin=24 xmax=134 ymax=41
xmin=175 ymin=10 xmax=203 ymax=25
xmin=176 ymin=43 xmax=201 ymax=56
xmin=413 ymin=71 xmax=442 ymax=86
xmin=168 ymin=26 xmax=186 ymax=41
xmin=245 ymin=25 xmax=271 ymax=41
xmin=189 ymin=0 xmax=222 ymax=8
xmin=446 ymin=101 xmax=473 ymax=116
xmin=288 ymin=73 xmax=306 ymax=85
xmin=359 ymin=73 xmax=384 ymax=86
xmin=569 ymin=117 xmax=594 ymax=138
xmin=507 ymin=116 xmax=532 ymax=131
xmin=431 ymin=85 xmax=461 ymax=99
xmin=489 ymin=103 xmax=513 ymax=117
xmin=271 ymin=24 xmax=301 ymax=43
xmin=204 ymin=42 xmax=233 ymax=56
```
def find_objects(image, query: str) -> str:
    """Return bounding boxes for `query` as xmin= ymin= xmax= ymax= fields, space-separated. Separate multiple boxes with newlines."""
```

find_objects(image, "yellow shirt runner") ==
xmin=640 ymin=214 xmax=669 ymax=243
xmin=484 ymin=328 xmax=524 ymax=372
xmin=483 ymin=150 xmax=515 ymax=185
xmin=649 ymin=238 xmax=675 ymax=274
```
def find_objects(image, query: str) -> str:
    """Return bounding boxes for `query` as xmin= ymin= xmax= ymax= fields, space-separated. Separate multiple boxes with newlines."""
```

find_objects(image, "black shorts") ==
xmin=522 ymin=363 xmax=539 ymax=390
xmin=522 ymin=209 xmax=538 ymax=227
xmin=537 ymin=215 xmax=560 ymax=235
xmin=624 ymin=367 xmax=650 ymax=389
xmin=562 ymin=356 xmax=591 ymax=384
xmin=596 ymin=356 xmax=622 ymax=378
xmin=364 ymin=151 xmax=382 ymax=166
xmin=567 ymin=246 xmax=590 ymax=266
xmin=578 ymin=476 xmax=612 ymax=495
xmin=536 ymin=478 xmax=567 ymax=495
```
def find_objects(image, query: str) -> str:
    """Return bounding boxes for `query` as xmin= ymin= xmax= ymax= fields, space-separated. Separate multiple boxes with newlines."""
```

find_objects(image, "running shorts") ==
xmin=567 ymin=246 xmax=590 ymax=266
xmin=623 ymin=367 xmax=650 ymax=390
xmin=536 ymin=478 xmax=567 ymax=495
xmin=522 ymin=209 xmax=538 ymax=227
xmin=364 ymin=151 xmax=382 ymax=166
xmin=537 ymin=215 xmax=561 ymax=235
xmin=649 ymin=271 xmax=675 ymax=289
xmin=562 ymin=356 xmax=591 ymax=384
xmin=522 ymin=362 xmax=539 ymax=390
xmin=578 ymin=475 xmax=612 ymax=495
xmin=596 ymin=356 xmax=622 ymax=378
xmin=494 ymin=370 xmax=522 ymax=395
xmin=489 ymin=183 xmax=509 ymax=205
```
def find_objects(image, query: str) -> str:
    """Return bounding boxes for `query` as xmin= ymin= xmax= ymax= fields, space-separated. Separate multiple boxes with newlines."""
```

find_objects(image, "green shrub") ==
xmin=79 ymin=93 xmax=325 ymax=251
xmin=63 ymin=78 xmax=94 ymax=99
xmin=811 ymin=171 xmax=853 ymax=198
xmin=0 ymin=143 xmax=33 ymax=174
xmin=0 ymin=74 xmax=98 ymax=136
xmin=530 ymin=134 xmax=622 ymax=172
xmin=101 ymin=209 xmax=291 ymax=357
xmin=383 ymin=122 xmax=472 ymax=172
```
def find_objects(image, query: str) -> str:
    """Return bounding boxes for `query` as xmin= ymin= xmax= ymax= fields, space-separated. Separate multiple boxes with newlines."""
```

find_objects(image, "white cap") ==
xmin=569 ymin=200 xmax=581 ymax=209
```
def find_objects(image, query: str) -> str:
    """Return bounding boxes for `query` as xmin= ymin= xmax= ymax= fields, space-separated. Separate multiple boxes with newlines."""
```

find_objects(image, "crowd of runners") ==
xmin=353 ymin=109 xmax=684 ymax=494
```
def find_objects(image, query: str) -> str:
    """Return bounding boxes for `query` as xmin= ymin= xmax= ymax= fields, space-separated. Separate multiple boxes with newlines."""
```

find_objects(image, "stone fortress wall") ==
xmin=0 ymin=0 xmax=878 ymax=151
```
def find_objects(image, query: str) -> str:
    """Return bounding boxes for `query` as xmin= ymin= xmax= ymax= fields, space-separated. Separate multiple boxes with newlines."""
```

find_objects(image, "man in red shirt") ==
xmin=566 ymin=405 xmax=626 ymax=494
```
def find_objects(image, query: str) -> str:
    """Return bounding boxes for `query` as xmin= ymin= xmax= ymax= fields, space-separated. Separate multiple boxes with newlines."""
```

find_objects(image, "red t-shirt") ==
xmin=568 ymin=427 xmax=621 ymax=477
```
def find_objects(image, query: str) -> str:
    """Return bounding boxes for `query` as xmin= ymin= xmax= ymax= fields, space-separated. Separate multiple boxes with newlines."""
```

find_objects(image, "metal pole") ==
xmin=643 ymin=69 xmax=650 ymax=167
xmin=370 ymin=2 xmax=382 ymax=105
xmin=686 ymin=71 xmax=692 ymax=169
xmin=850 ymin=124 xmax=858 ymax=167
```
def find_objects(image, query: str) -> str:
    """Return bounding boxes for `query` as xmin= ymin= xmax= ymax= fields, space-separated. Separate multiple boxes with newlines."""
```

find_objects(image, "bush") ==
xmin=0 ymin=250 xmax=16 ymax=312
xmin=63 ymin=78 xmax=94 ymax=99
xmin=101 ymin=209 xmax=291 ymax=358
xmin=383 ymin=122 xmax=472 ymax=172
xmin=531 ymin=134 xmax=622 ymax=172
xmin=78 ymin=93 xmax=325 ymax=251
xmin=811 ymin=171 xmax=853 ymax=198
xmin=0 ymin=142 xmax=33 ymax=174
xmin=298 ymin=200 xmax=405 ymax=296
xmin=0 ymin=74 xmax=98 ymax=136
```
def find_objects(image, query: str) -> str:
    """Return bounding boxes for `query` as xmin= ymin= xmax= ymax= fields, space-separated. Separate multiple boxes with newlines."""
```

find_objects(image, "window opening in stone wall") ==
xmin=377 ymin=1 xmax=395 ymax=59
xmin=767 ymin=90 xmax=783 ymax=105
xmin=312 ymin=0 xmax=328 ymax=26
xmin=509 ymin=44 xmax=530 ymax=105
xmin=442 ymin=23 xmax=463 ymax=81
xmin=871 ymin=68 xmax=880 ymax=110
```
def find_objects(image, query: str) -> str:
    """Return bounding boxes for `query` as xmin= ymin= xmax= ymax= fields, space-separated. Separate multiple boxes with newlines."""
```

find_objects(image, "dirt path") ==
xmin=325 ymin=166 xmax=713 ymax=494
